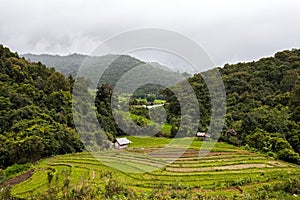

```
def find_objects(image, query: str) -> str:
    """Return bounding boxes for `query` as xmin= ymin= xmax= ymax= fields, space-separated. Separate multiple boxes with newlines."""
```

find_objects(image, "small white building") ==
xmin=196 ymin=132 xmax=211 ymax=139
xmin=114 ymin=137 xmax=132 ymax=149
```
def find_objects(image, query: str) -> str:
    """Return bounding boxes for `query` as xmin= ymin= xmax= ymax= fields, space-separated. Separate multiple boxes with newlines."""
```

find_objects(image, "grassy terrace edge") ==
xmin=8 ymin=136 xmax=300 ymax=199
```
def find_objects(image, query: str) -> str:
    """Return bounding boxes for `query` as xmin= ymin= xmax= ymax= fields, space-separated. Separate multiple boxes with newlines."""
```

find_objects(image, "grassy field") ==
xmin=122 ymin=112 xmax=172 ymax=135
xmin=154 ymin=99 xmax=166 ymax=104
xmin=118 ymin=96 xmax=166 ymax=105
xmin=10 ymin=136 xmax=300 ymax=199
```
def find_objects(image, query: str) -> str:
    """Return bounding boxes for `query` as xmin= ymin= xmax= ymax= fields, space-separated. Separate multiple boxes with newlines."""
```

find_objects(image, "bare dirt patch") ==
xmin=91 ymin=169 xmax=95 ymax=180
xmin=266 ymin=161 xmax=289 ymax=167
xmin=149 ymin=151 xmax=237 ymax=158
xmin=167 ymin=164 xmax=272 ymax=173
xmin=1 ymin=169 xmax=34 ymax=188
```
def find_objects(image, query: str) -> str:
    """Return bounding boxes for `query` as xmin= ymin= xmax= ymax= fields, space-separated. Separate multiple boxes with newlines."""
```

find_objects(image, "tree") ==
xmin=45 ymin=71 xmax=70 ymax=93
xmin=146 ymin=95 xmax=155 ymax=103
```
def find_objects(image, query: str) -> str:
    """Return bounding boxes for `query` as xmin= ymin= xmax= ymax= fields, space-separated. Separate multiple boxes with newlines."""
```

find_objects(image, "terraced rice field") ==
xmin=11 ymin=136 xmax=300 ymax=198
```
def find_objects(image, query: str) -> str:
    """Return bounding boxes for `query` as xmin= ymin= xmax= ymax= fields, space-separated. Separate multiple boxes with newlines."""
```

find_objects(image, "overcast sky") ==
xmin=1 ymin=0 xmax=300 ymax=67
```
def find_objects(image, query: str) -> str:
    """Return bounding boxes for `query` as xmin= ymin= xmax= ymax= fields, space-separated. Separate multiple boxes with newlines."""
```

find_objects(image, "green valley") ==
xmin=0 ymin=44 xmax=299 ymax=200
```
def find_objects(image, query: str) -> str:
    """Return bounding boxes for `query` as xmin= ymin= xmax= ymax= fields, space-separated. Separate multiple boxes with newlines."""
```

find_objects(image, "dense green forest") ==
xmin=165 ymin=49 xmax=300 ymax=164
xmin=221 ymin=50 xmax=300 ymax=164
xmin=0 ymin=45 xmax=83 ymax=169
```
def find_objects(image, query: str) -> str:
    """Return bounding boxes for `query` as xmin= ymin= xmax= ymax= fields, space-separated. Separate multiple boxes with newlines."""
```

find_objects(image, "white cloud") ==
xmin=0 ymin=0 xmax=300 ymax=66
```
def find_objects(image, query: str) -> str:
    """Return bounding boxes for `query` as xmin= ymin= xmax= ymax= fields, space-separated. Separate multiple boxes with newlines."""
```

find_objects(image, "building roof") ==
xmin=116 ymin=137 xmax=132 ymax=145
xmin=196 ymin=132 xmax=211 ymax=138
xmin=142 ymin=104 xmax=164 ymax=109
xmin=196 ymin=132 xmax=206 ymax=137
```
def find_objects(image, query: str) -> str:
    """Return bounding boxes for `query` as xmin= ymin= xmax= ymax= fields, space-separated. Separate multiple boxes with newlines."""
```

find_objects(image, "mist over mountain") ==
xmin=22 ymin=53 xmax=188 ymax=94
xmin=22 ymin=53 xmax=187 ymax=76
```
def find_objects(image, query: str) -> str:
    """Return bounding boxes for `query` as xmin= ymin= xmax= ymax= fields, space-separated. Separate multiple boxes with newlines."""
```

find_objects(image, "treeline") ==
xmin=0 ymin=45 xmax=83 ymax=169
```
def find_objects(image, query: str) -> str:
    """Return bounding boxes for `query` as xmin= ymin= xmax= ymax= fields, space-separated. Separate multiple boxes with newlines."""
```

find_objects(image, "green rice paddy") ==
xmin=11 ymin=136 xmax=300 ymax=199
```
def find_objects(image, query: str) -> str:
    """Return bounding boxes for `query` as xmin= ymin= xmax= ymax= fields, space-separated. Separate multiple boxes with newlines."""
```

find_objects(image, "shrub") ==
xmin=104 ymin=178 xmax=128 ymax=198
xmin=0 ymin=169 xmax=4 ymax=184
xmin=0 ymin=186 xmax=14 ymax=200
xmin=280 ymin=178 xmax=300 ymax=195
xmin=4 ymin=163 xmax=31 ymax=179
xmin=277 ymin=149 xmax=300 ymax=164
xmin=266 ymin=151 xmax=276 ymax=157
xmin=250 ymin=178 xmax=300 ymax=199
xmin=270 ymin=137 xmax=293 ymax=152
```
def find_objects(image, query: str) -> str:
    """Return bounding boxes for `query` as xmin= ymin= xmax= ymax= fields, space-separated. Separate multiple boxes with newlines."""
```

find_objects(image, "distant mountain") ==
xmin=22 ymin=53 xmax=187 ymax=93
xmin=22 ymin=53 xmax=86 ymax=76
xmin=22 ymin=53 xmax=185 ymax=76
xmin=148 ymin=62 xmax=174 ymax=72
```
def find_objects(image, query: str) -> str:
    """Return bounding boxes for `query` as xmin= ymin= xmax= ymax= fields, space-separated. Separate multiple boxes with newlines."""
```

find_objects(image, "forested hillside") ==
xmin=0 ymin=45 xmax=83 ymax=169
xmin=219 ymin=50 xmax=300 ymax=163
xmin=165 ymin=49 xmax=300 ymax=164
